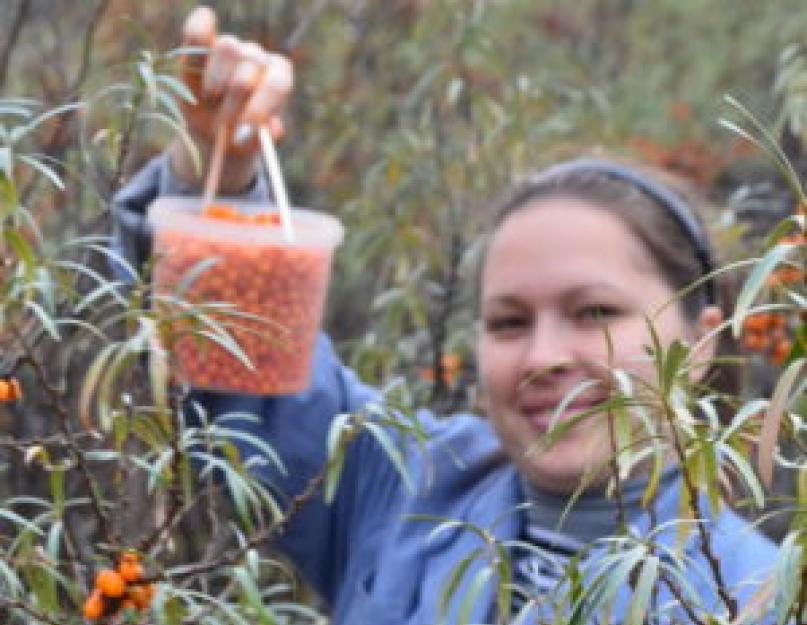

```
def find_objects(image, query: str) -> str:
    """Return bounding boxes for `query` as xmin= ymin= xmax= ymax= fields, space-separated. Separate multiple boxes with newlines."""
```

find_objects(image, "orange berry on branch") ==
xmin=118 ymin=553 xmax=144 ymax=583
xmin=770 ymin=339 xmax=793 ymax=366
xmin=82 ymin=588 xmax=106 ymax=621
xmin=95 ymin=568 xmax=126 ymax=598
xmin=127 ymin=582 xmax=156 ymax=610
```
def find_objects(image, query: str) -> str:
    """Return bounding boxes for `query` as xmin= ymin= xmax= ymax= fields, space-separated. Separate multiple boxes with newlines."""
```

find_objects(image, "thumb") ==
xmin=180 ymin=7 xmax=217 ymax=96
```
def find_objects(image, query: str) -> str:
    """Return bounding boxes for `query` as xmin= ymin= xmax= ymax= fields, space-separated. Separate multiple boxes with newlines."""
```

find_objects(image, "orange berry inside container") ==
xmin=148 ymin=197 xmax=343 ymax=395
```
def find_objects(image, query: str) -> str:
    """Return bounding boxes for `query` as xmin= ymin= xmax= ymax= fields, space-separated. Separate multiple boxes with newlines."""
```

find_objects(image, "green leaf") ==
xmin=4 ymin=227 xmax=36 ymax=280
xmin=49 ymin=467 xmax=65 ymax=517
xmin=775 ymin=532 xmax=802 ymax=624
xmin=231 ymin=565 xmax=279 ymax=625
xmin=722 ymin=95 xmax=805 ymax=200
xmin=437 ymin=547 xmax=483 ymax=624
xmin=719 ymin=444 xmax=765 ymax=509
xmin=23 ymin=561 xmax=59 ymax=614
xmin=0 ymin=508 xmax=45 ymax=536
xmin=626 ymin=555 xmax=659 ymax=625
xmin=324 ymin=448 xmax=346 ymax=504
xmin=662 ymin=339 xmax=689 ymax=396
xmin=25 ymin=300 xmax=60 ymax=340
xmin=0 ymin=175 xmax=17 ymax=219
xmin=211 ymin=426 xmax=286 ymax=475
xmin=46 ymin=520 xmax=62 ymax=562
xmin=363 ymin=420 xmax=414 ymax=493
xmin=456 ymin=564 xmax=494 ymax=625
xmin=758 ymin=358 xmax=806 ymax=488
xmin=156 ymin=73 xmax=196 ymax=103
xmin=17 ymin=154 xmax=64 ymax=190
xmin=0 ymin=558 xmax=23 ymax=597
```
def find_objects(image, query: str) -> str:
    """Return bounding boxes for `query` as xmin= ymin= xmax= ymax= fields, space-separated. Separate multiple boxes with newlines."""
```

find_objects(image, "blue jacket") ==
xmin=112 ymin=155 xmax=778 ymax=625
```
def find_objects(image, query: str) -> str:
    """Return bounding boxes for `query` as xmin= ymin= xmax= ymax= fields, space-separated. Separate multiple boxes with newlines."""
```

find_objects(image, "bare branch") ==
xmin=0 ymin=0 xmax=34 ymax=91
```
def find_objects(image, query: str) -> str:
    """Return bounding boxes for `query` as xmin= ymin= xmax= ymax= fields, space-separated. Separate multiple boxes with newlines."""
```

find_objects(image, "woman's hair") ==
xmin=481 ymin=156 xmax=740 ymax=399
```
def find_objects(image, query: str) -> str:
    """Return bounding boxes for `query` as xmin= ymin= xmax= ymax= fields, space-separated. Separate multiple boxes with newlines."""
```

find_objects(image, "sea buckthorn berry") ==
xmin=95 ymin=568 xmax=126 ymax=598
xmin=252 ymin=211 xmax=281 ymax=226
xmin=82 ymin=588 xmax=106 ymax=620
xmin=770 ymin=339 xmax=793 ymax=366
xmin=118 ymin=556 xmax=144 ymax=583
xmin=8 ymin=378 xmax=21 ymax=401
xmin=203 ymin=203 xmax=240 ymax=220
xmin=741 ymin=314 xmax=770 ymax=333
xmin=128 ymin=582 xmax=156 ymax=609
xmin=0 ymin=380 xmax=10 ymax=402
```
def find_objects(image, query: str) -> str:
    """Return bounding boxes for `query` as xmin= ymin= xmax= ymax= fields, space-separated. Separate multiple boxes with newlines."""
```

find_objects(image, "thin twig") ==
xmin=0 ymin=595 xmax=67 ymax=625
xmin=0 ymin=0 xmax=34 ymax=91
xmin=284 ymin=0 xmax=332 ymax=50
xmin=660 ymin=570 xmax=707 ymax=625
xmin=662 ymin=403 xmax=738 ymax=619
xmin=154 ymin=470 xmax=327 ymax=584
xmin=66 ymin=0 xmax=112 ymax=96
xmin=10 ymin=331 xmax=114 ymax=547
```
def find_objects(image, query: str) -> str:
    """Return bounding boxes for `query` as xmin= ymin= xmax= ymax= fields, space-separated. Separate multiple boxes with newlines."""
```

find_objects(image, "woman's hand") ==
xmin=169 ymin=6 xmax=293 ymax=194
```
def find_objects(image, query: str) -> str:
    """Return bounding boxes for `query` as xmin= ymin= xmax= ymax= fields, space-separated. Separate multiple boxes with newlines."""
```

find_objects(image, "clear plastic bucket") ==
xmin=148 ymin=197 xmax=343 ymax=395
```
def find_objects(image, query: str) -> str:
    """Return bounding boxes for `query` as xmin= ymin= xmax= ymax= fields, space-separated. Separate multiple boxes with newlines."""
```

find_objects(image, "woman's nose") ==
xmin=519 ymin=317 xmax=575 ymax=386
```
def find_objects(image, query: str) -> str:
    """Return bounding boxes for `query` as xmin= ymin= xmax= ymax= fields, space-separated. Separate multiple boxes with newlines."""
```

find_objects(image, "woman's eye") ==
xmin=485 ymin=316 xmax=528 ymax=333
xmin=576 ymin=305 xmax=621 ymax=323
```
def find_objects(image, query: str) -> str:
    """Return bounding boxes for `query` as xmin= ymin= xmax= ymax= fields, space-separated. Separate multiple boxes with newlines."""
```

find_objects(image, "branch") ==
xmin=0 ymin=0 xmax=34 ymax=91
xmin=151 ymin=470 xmax=326 ymax=584
xmin=66 ymin=0 xmax=112 ymax=96
xmin=660 ymin=570 xmax=707 ymax=625
xmin=0 ymin=595 xmax=68 ymax=625
xmin=284 ymin=0 xmax=332 ymax=50
xmin=662 ymin=403 xmax=738 ymax=619
xmin=10 ymin=331 xmax=115 ymax=548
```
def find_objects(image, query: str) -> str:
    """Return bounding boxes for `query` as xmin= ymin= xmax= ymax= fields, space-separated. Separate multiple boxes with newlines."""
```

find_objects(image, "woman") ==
xmin=113 ymin=7 xmax=777 ymax=624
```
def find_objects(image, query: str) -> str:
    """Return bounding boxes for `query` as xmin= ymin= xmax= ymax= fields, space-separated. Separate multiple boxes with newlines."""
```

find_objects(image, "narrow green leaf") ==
xmin=324 ymin=449 xmax=345 ymax=504
xmin=0 ymin=508 xmax=45 ymax=536
xmin=17 ymin=154 xmax=64 ymax=190
xmin=719 ymin=444 xmax=765 ymax=509
xmin=662 ymin=340 xmax=689 ymax=396
xmin=49 ymin=467 xmax=65 ymax=517
xmin=46 ymin=520 xmax=62 ymax=562
xmin=0 ymin=558 xmax=23 ymax=597
xmin=4 ymin=227 xmax=36 ymax=279
xmin=456 ymin=564 xmax=494 ymax=625
xmin=437 ymin=547 xmax=483 ymax=625
xmin=363 ymin=420 xmax=414 ymax=493
xmin=758 ymin=358 xmax=806 ymax=488
xmin=25 ymin=300 xmax=60 ymax=340
xmin=231 ymin=565 xmax=279 ymax=625
xmin=626 ymin=555 xmax=659 ymax=625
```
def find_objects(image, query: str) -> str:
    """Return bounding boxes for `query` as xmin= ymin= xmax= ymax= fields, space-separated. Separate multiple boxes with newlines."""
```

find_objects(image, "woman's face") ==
xmin=477 ymin=198 xmax=714 ymax=493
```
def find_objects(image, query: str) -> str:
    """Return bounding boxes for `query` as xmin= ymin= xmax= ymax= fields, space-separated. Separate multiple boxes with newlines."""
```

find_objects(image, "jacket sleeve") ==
xmin=110 ymin=152 xmax=393 ymax=605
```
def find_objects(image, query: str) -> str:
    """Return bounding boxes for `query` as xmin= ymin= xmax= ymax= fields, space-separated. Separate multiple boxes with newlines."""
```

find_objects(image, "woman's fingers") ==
xmin=241 ymin=54 xmax=293 ymax=126
xmin=217 ymin=57 xmax=261 ymax=126
xmin=180 ymin=7 xmax=217 ymax=95
xmin=202 ymin=35 xmax=242 ymax=100
xmin=177 ymin=7 xmax=293 ymax=152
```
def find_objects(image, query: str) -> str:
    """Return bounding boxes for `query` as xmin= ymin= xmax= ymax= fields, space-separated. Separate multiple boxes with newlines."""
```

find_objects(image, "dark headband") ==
xmin=531 ymin=158 xmax=717 ymax=306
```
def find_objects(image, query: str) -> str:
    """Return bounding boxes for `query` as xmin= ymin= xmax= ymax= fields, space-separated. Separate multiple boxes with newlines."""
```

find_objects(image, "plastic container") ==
xmin=148 ymin=197 xmax=343 ymax=395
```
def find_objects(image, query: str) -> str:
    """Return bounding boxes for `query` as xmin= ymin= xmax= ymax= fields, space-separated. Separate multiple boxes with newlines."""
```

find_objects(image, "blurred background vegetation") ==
xmin=1 ymin=0 xmax=805 ymax=538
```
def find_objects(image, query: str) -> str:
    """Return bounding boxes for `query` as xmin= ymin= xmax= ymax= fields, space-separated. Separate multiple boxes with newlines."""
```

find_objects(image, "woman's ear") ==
xmin=690 ymin=305 xmax=724 ymax=383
